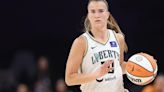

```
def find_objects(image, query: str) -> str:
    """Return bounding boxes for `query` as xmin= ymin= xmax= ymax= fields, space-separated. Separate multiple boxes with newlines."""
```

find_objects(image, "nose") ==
xmin=95 ymin=12 xmax=100 ymax=18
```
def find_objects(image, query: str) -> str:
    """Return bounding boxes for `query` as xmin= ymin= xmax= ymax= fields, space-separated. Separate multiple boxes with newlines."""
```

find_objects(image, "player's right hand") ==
xmin=94 ymin=60 xmax=113 ymax=78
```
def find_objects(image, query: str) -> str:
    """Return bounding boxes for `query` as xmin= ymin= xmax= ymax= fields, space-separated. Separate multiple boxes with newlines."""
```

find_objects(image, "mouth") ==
xmin=95 ymin=20 xmax=101 ymax=22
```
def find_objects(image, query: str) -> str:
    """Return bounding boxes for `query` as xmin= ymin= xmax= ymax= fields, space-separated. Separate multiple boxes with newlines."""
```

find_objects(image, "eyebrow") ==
xmin=89 ymin=8 xmax=105 ymax=11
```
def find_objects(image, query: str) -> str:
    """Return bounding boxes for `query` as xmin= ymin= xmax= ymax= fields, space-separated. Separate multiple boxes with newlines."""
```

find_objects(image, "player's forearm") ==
xmin=65 ymin=72 xmax=97 ymax=86
xmin=121 ymin=61 xmax=127 ymax=75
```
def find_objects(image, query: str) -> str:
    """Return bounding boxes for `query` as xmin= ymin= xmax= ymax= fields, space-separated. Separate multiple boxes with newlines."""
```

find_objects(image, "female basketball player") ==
xmin=65 ymin=0 xmax=155 ymax=92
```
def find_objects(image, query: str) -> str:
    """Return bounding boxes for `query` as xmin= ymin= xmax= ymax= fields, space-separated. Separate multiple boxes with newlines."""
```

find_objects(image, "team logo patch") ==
xmin=110 ymin=41 xmax=117 ymax=47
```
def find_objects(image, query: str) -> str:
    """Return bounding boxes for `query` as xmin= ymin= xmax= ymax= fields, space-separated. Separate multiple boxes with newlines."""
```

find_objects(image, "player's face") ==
xmin=88 ymin=1 xmax=109 ymax=29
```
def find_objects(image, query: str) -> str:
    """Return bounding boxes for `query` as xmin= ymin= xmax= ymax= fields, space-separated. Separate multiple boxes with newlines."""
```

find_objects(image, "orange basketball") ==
xmin=125 ymin=53 xmax=158 ymax=85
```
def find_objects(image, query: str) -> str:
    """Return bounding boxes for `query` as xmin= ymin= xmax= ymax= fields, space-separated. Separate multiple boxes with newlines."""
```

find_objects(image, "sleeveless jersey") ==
xmin=79 ymin=29 xmax=125 ymax=92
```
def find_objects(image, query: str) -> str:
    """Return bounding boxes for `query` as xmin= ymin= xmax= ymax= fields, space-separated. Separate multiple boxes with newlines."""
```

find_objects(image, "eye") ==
xmin=90 ymin=10 xmax=96 ymax=13
xmin=98 ymin=9 xmax=105 ymax=13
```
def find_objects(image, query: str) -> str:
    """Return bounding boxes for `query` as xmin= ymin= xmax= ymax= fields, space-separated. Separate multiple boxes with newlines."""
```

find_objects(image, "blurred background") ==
xmin=0 ymin=0 xmax=164 ymax=92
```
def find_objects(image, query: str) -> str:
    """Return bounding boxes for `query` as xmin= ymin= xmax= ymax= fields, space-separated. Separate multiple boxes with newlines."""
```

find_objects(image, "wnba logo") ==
xmin=127 ymin=75 xmax=142 ymax=83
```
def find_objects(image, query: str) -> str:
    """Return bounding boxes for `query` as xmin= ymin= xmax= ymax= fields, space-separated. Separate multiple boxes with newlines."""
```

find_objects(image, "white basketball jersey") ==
xmin=79 ymin=29 xmax=125 ymax=92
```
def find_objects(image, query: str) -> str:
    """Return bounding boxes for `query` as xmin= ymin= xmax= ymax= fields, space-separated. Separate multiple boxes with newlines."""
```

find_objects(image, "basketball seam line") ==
xmin=129 ymin=60 xmax=154 ymax=73
xmin=127 ymin=61 xmax=154 ymax=77
xmin=140 ymin=53 xmax=156 ymax=73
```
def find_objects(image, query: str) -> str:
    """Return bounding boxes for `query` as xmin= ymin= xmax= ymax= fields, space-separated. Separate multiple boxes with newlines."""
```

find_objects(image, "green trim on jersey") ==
xmin=86 ymin=31 xmax=110 ymax=45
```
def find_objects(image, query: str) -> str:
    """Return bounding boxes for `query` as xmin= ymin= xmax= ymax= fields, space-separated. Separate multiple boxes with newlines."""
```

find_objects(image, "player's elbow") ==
xmin=65 ymin=78 xmax=72 ymax=86
xmin=65 ymin=75 xmax=74 ymax=86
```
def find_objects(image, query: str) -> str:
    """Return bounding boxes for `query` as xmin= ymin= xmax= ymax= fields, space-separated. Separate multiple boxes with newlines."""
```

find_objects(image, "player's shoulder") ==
xmin=108 ymin=29 xmax=124 ymax=40
xmin=71 ymin=34 xmax=87 ymax=55
xmin=73 ymin=33 xmax=86 ymax=46
xmin=115 ymin=32 xmax=125 ymax=41
xmin=110 ymin=30 xmax=125 ymax=44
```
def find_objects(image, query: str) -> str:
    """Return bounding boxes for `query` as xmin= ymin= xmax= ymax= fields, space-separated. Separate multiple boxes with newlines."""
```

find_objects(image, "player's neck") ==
xmin=91 ymin=28 xmax=108 ymax=40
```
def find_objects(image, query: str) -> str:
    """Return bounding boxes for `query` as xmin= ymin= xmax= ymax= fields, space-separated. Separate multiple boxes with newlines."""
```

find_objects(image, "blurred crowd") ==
xmin=0 ymin=50 xmax=73 ymax=92
xmin=0 ymin=50 xmax=163 ymax=92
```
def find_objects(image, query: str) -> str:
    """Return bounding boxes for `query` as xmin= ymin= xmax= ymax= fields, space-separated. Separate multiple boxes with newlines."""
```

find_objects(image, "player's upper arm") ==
xmin=115 ymin=33 xmax=125 ymax=63
xmin=116 ymin=33 xmax=125 ymax=51
xmin=65 ymin=35 xmax=86 ymax=77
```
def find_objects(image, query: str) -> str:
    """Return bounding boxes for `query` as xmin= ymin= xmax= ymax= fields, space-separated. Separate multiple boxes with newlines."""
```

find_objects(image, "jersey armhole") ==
xmin=82 ymin=35 xmax=88 ymax=58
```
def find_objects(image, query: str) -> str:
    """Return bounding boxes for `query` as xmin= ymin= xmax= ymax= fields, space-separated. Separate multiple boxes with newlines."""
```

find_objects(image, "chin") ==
xmin=94 ymin=24 xmax=103 ymax=29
